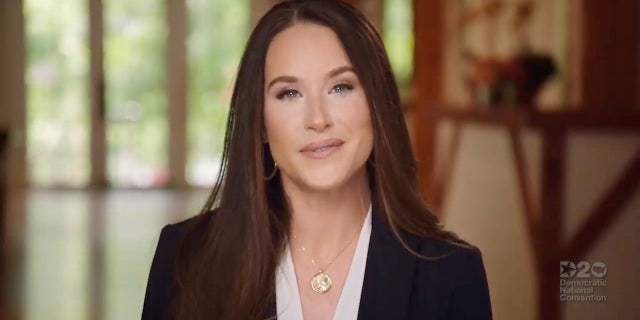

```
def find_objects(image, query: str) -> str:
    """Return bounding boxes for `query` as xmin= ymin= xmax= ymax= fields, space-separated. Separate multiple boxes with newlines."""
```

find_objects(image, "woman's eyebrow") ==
xmin=266 ymin=65 xmax=355 ymax=90
xmin=327 ymin=65 xmax=355 ymax=78
xmin=267 ymin=75 xmax=298 ymax=90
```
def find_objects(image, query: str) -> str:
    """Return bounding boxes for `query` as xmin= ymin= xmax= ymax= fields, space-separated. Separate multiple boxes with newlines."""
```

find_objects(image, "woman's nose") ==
xmin=304 ymin=96 xmax=333 ymax=132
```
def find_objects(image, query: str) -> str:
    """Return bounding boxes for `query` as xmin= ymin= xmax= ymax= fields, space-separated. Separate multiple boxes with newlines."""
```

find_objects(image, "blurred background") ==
xmin=0 ymin=0 xmax=638 ymax=319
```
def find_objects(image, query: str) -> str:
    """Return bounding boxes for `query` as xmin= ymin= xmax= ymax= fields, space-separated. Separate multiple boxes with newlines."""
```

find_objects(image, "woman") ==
xmin=143 ymin=0 xmax=492 ymax=319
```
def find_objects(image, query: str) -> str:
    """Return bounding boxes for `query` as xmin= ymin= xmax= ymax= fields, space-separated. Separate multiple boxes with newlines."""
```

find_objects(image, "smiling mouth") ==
xmin=300 ymin=139 xmax=345 ymax=159
xmin=312 ymin=145 xmax=336 ymax=153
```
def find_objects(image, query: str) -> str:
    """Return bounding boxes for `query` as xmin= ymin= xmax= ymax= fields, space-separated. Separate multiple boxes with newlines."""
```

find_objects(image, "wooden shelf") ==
xmin=426 ymin=106 xmax=640 ymax=131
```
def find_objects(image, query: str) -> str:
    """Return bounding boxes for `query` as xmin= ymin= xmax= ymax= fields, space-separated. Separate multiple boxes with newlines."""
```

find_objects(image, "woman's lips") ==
xmin=300 ymin=138 xmax=345 ymax=159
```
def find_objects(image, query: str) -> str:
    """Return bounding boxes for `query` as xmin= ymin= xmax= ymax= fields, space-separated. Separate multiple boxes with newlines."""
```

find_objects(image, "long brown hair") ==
xmin=174 ymin=0 xmax=459 ymax=318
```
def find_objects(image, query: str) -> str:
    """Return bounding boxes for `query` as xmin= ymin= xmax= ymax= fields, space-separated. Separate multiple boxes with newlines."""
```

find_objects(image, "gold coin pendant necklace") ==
xmin=292 ymin=230 xmax=360 ymax=294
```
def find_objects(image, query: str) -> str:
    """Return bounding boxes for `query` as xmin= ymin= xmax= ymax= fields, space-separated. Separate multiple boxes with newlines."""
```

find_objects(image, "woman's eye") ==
xmin=276 ymin=89 xmax=301 ymax=100
xmin=330 ymin=83 xmax=353 ymax=94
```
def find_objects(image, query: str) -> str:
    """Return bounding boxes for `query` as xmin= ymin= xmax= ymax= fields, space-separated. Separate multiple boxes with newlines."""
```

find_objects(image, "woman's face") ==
xmin=263 ymin=23 xmax=373 ymax=192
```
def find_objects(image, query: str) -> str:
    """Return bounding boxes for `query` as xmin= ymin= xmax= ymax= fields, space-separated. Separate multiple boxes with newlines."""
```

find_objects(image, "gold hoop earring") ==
xmin=264 ymin=162 xmax=278 ymax=180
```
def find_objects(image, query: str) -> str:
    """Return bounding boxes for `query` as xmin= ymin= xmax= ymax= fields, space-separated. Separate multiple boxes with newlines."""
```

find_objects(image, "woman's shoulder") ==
xmin=366 ymin=221 xmax=492 ymax=317
xmin=410 ymin=234 xmax=489 ymax=291
xmin=142 ymin=211 xmax=215 ymax=318
xmin=147 ymin=209 xmax=215 ymax=264
xmin=413 ymin=234 xmax=485 ymax=269
xmin=416 ymin=234 xmax=482 ymax=260
xmin=407 ymin=235 xmax=492 ymax=317
xmin=374 ymin=212 xmax=486 ymax=277
xmin=146 ymin=211 xmax=216 ymax=285
xmin=162 ymin=210 xmax=214 ymax=236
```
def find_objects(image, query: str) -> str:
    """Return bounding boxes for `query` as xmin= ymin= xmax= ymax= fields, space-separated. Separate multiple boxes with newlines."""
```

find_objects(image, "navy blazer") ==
xmin=142 ymin=207 xmax=492 ymax=319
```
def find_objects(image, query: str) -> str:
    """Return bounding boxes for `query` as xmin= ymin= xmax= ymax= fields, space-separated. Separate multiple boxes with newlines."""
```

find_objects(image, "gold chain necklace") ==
xmin=291 ymin=229 xmax=360 ymax=294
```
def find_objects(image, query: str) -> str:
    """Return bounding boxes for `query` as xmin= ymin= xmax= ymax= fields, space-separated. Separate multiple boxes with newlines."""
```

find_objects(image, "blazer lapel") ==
xmin=357 ymin=204 xmax=420 ymax=320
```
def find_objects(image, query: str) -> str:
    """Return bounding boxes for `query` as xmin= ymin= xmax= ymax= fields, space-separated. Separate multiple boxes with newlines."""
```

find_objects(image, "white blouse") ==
xmin=276 ymin=206 xmax=373 ymax=320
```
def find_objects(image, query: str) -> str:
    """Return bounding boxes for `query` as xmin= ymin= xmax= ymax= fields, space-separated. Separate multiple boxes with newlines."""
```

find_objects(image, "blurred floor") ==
xmin=4 ymin=189 xmax=210 ymax=320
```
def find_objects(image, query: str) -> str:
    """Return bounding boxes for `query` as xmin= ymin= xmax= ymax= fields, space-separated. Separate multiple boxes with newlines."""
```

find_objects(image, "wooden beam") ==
xmin=0 ymin=131 xmax=7 ymax=317
xmin=167 ymin=0 xmax=188 ymax=188
xmin=0 ymin=4 xmax=25 ymax=318
xmin=637 ymin=0 xmax=640 ymax=108
xmin=413 ymin=0 xmax=445 ymax=204
xmin=89 ymin=0 xmax=107 ymax=188
xmin=88 ymin=2 xmax=107 ymax=318
xmin=564 ymin=148 xmax=640 ymax=261
xmin=538 ymin=129 xmax=566 ymax=320
xmin=427 ymin=106 xmax=640 ymax=131
xmin=0 ymin=0 xmax=27 ymax=190
xmin=581 ymin=0 xmax=639 ymax=110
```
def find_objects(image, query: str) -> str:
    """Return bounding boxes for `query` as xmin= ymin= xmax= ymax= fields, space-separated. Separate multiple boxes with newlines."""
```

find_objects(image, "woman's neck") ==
xmin=283 ymin=172 xmax=371 ymax=261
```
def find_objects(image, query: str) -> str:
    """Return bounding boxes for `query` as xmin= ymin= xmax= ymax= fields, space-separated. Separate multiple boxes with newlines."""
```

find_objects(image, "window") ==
xmin=105 ymin=0 xmax=168 ymax=187
xmin=384 ymin=0 xmax=414 ymax=88
xmin=25 ymin=0 xmax=89 ymax=187
xmin=186 ymin=0 xmax=249 ymax=186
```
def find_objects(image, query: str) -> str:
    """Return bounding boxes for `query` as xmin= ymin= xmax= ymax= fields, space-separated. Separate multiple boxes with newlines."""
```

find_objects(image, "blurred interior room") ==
xmin=1 ymin=0 xmax=639 ymax=319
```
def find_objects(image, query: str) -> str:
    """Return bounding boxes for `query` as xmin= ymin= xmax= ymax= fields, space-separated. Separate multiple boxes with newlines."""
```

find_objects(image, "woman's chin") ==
xmin=294 ymin=167 xmax=366 ymax=193
xmin=296 ymin=174 xmax=345 ymax=192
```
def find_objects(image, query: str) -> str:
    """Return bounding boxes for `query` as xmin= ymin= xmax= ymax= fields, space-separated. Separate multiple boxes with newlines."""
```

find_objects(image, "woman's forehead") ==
xmin=264 ymin=23 xmax=352 ymax=79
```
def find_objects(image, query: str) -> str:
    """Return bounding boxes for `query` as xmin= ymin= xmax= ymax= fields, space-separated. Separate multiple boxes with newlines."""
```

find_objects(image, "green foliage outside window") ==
xmin=105 ymin=0 xmax=167 ymax=187
xmin=384 ymin=0 xmax=414 ymax=89
xmin=186 ymin=0 xmax=248 ymax=186
xmin=25 ymin=0 xmax=89 ymax=187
